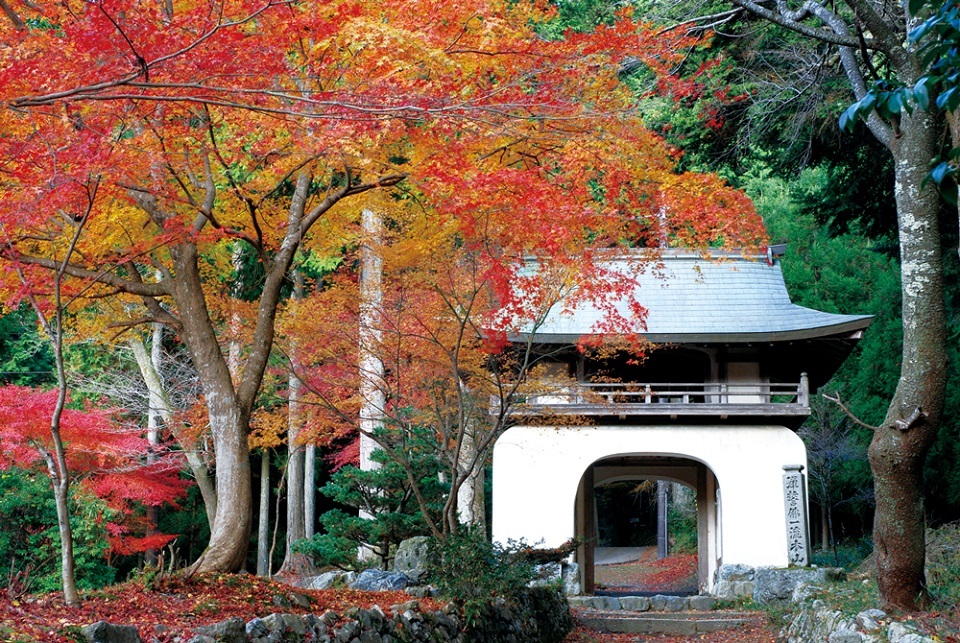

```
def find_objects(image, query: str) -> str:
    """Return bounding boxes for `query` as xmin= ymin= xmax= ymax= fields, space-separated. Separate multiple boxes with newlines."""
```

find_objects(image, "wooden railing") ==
xmin=512 ymin=373 xmax=810 ymax=417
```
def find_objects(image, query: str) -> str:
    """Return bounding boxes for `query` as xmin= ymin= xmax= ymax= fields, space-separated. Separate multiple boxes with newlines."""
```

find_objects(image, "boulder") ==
xmin=194 ymin=617 xmax=246 ymax=643
xmin=350 ymin=568 xmax=411 ymax=591
xmin=754 ymin=567 xmax=846 ymax=604
xmin=82 ymin=621 xmax=142 ymax=643
xmin=300 ymin=570 xmax=356 ymax=590
xmin=393 ymin=536 xmax=431 ymax=584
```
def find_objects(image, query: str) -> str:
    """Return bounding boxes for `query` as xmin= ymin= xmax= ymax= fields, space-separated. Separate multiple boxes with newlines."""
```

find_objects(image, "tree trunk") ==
xmin=144 ymin=325 xmax=162 ymax=566
xmin=359 ymin=208 xmax=386 ymax=477
xmin=129 ymin=330 xmax=217 ymax=531
xmin=257 ymin=450 xmax=270 ymax=576
xmin=868 ymin=109 xmax=947 ymax=611
xmin=173 ymin=244 xmax=252 ymax=574
xmin=304 ymin=443 xmax=316 ymax=539
xmin=50 ymin=468 xmax=79 ymax=605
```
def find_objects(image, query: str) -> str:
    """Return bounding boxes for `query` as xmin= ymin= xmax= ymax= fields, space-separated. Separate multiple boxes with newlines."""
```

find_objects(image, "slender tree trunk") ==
xmin=359 ymin=209 xmax=386 ymax=477
xmin=868 ymin=109 xmax=947 ymax=611
xmin=49 ymin=460 xmax=79 ymax=605
xmin=257 ymin=450 xmax=270 ymax=576
xmin=129 ymin=332 xmax=217 ymax=531
xmin=304 ymin=443 xmax=316 ymax=539
xmin=456 ymin=425 xmax=485 ymax=529
xmin=145 ymin=324 xmax=163 ymax=565
xmin=278 ymin=271 xmax=316 ymax=576
xmin=32 ymin=272 xmax=80 ymax=605
xmin=277 ymin=371 xmax=308 ymax=573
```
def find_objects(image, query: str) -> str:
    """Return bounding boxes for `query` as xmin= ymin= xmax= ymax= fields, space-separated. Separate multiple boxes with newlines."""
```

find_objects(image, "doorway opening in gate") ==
xmin=574 ymin=455 xmax=720 ymax=596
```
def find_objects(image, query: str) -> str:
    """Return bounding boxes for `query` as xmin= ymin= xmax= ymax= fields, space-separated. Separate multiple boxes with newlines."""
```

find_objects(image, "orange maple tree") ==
xmin=0 ymin=0 xmax=764 ymax=571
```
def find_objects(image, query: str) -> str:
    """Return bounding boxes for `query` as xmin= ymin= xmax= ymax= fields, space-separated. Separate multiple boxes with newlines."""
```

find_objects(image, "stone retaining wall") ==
xmin=780 ymin=600 xmax=937 ymax=643
xmin=82 ymin=588 xmax=571 ymax=643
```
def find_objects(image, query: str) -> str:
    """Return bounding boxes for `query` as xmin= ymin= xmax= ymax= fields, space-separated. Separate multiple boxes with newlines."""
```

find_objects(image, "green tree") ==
xmin=295 ymin=425 xmax=446 ymax=570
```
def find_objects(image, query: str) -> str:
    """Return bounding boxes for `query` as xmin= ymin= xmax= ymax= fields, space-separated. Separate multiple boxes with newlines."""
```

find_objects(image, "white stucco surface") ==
xmin=491 ymin=424 xmax=807 ymax=569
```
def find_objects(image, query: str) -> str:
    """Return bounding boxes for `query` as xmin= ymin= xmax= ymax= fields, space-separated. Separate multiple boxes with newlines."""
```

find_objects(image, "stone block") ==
xmin=588 ymin=596 xmax=621 ymax=611
xmin=888 ymin=622 xmax=936 ymax=643
xmin=565 ymin=596 xmax=592 ymax=609
xmin=754 ymin=567 xmax=842 ymax=604
xmin=650 ymin=595 xmax=687 ymax=612
xmin=618 ymin=596 xmax=651 ymax=612
xmin=301 ymin=570 xmax=354 ymax=590
xmin=688 ymin=595 xmax=716 ymax=611
xmin=562 ymin=562 xmax=581 ymax=596
xmin=246 ymin=618 xmax=269 ymax=639
xmin=856 ymin=609 xmax=885 ymax=632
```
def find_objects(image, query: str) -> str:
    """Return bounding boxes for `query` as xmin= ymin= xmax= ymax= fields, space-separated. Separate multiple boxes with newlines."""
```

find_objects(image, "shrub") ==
xmin=427 ymin=528 xmax=574 ymax=642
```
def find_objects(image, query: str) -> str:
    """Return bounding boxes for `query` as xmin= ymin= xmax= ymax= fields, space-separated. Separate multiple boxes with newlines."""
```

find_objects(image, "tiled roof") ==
xmin=529 ymin=250 xmax=873 ymax=343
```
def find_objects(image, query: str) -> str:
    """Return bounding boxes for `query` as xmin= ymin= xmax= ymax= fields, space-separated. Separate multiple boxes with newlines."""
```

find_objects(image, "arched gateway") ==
xmin=491 ymin=248 xmax=871 ymax=595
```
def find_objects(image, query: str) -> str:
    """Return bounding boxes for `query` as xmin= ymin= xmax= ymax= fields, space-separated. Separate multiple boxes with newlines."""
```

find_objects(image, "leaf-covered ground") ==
xmin=595 ymin=552 xmax=698 ymax=594
xmin=0 ymin=573 xmax=438 ymax=642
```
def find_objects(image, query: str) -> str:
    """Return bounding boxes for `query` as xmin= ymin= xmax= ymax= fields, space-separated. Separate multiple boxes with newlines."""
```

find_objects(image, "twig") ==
xmin=822 ymin=393 xmax=880 ymax=431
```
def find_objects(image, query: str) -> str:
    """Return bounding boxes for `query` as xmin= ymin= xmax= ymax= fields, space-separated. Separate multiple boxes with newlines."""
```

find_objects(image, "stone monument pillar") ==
xmin=783 ymin=464 xmax=810 ymax=566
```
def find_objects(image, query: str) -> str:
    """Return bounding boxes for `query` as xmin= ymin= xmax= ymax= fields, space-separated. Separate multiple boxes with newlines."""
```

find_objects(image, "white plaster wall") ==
xmin=491 ymin=424 xmax=807 ymax=569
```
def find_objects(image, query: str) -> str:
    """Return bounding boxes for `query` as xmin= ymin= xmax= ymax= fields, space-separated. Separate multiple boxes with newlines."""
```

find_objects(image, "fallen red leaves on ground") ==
xmin=0 ymin=573 xmax=438 ymax=642
xmin=596 ymin=553 xmax=698 ymax=593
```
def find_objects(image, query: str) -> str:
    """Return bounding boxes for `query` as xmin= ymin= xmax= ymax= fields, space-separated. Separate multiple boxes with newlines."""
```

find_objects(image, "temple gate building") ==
xmin=490 ymin=247 xmax=871 ymax=594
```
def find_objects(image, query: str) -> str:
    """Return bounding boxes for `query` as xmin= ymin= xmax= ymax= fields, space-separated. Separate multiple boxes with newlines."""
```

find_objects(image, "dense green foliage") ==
xmin=0 ymin=469 xmax=115 ymax=593
xmin=0 ymin=306 xmax=54 ymax=387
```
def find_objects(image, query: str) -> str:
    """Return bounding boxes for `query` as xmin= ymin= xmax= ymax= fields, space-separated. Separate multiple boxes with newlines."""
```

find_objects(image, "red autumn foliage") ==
xmin=0 ymin=386 xmax=189 ymax=555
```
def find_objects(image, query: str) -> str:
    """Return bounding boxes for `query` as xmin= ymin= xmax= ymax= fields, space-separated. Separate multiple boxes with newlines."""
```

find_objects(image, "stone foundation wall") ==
xmin=714 ymin=564 xmax=846 ymax=603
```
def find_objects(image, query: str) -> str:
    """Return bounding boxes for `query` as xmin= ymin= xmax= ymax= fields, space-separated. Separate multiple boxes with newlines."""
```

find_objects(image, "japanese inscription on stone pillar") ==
xmin=783 ymin=464 xmax=810 ymax=566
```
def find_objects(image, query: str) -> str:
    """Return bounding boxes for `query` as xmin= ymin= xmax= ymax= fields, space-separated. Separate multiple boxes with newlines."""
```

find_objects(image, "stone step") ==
xmin=568 ymin=594 xmax=716 ymax=612
xmin=579 ymin=611 xmax=751 ymax=636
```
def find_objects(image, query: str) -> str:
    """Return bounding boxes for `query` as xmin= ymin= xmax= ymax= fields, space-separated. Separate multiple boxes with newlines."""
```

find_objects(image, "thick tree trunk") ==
xmin=173 ymin=244 xmax=252 ymax=573
xmin=868 ymin=110 xmax=947 ymax=611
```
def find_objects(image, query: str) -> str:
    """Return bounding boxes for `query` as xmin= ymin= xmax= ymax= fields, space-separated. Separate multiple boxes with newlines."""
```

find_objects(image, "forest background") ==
xmin=0 ymin=0 xmax=957 ymax=618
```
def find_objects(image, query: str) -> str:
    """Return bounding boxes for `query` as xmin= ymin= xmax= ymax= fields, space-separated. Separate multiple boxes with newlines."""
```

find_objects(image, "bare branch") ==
xmin=822 ymin=393 xmax=881 ymax=431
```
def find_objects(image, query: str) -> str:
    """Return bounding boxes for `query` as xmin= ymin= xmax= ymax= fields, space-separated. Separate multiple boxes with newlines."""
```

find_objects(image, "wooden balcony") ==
xmin=506 ymin=373 xmax=810 ymax=425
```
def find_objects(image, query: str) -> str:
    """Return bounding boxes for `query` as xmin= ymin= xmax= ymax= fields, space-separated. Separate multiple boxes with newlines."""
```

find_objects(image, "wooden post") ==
xmin=584 ymin=465 xmax=595 ymax=594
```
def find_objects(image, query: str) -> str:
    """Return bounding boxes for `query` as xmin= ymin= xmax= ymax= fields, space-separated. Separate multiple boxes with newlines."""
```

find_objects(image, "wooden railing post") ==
xmin=799 ymin=372 xmax=809 ymax=406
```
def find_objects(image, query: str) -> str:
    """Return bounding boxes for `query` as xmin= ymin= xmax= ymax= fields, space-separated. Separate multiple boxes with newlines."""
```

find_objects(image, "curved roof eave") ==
xmin=516 ymin=315 xmax=873 ymax=346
